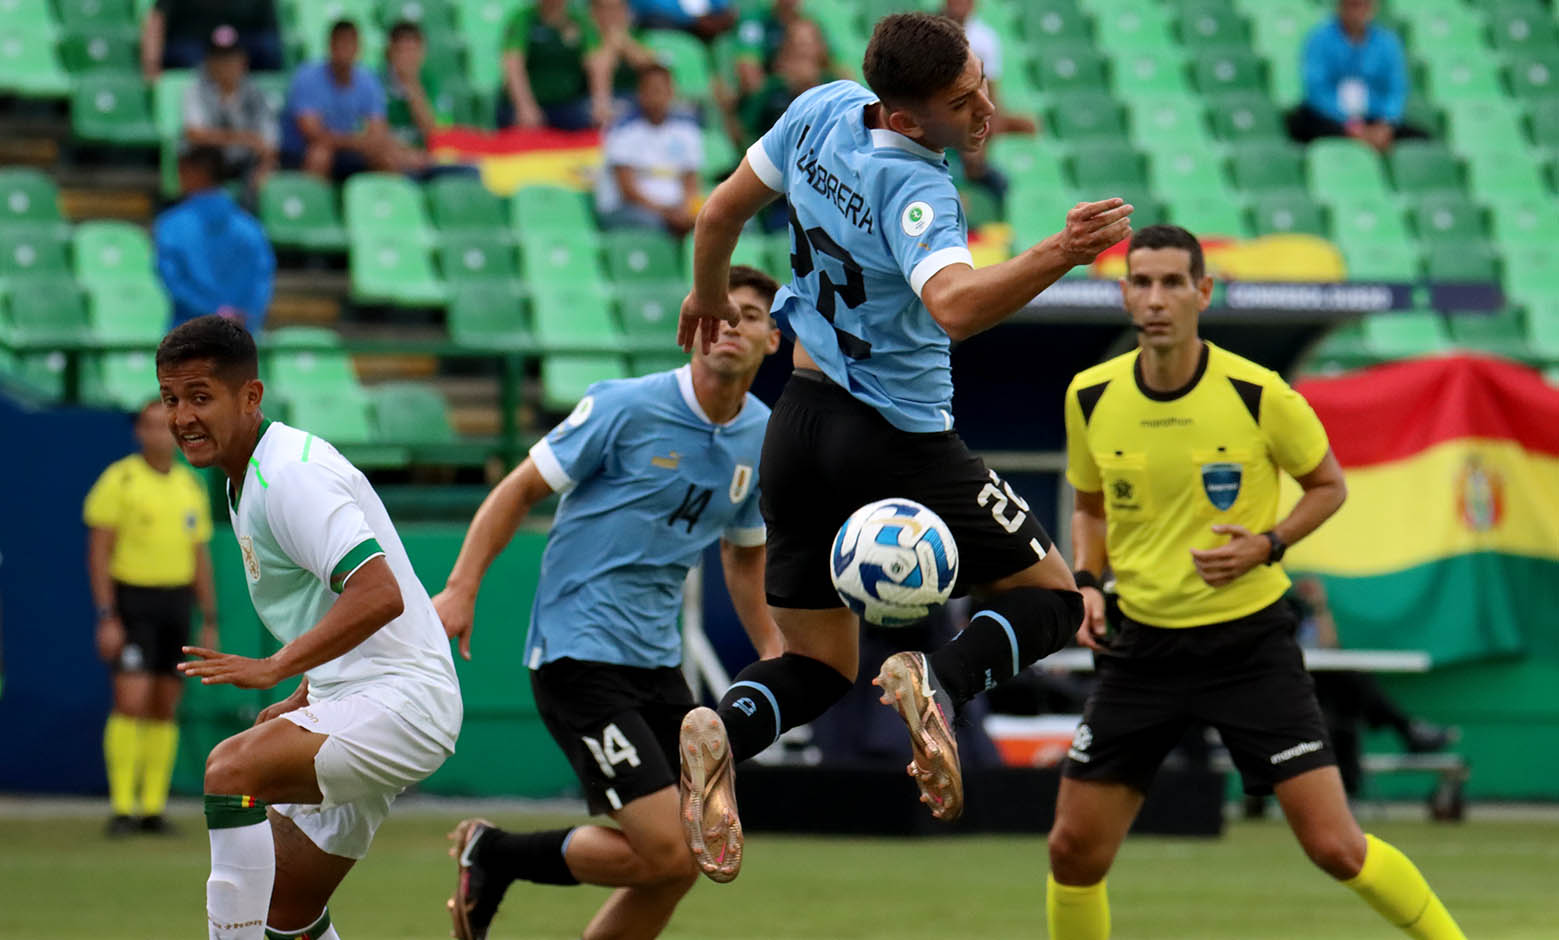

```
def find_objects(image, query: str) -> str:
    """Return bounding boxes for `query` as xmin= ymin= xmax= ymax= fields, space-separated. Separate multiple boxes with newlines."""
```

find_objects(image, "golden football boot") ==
xmin=875 ymin=651 xmax=964 ymax=821
xmin=679 ymin=706 xmax=743 ymax=883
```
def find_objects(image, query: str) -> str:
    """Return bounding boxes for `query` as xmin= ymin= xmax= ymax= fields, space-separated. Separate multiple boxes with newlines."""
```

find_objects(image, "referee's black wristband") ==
xmin=1073 ymin=570 xmax=1102 ymax=591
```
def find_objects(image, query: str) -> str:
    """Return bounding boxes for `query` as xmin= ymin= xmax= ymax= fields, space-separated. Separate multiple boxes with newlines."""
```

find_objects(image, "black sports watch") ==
xmin=1262 ymin=531 xmax=1287 ymax=565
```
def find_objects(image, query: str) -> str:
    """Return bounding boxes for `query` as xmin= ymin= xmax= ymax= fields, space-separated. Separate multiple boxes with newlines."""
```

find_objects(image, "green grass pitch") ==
xmin=2 ymin=807 xmax=1554 ymax=938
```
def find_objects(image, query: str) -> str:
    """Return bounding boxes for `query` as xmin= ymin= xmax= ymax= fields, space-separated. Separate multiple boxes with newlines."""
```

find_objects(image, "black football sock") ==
xmin=476 ymin=826 xmax=580 ymax=887
xmin=930 ymin=587 xmax=1084 ymax=707
xmin=717 ymin=652 xmax=853 ymax=763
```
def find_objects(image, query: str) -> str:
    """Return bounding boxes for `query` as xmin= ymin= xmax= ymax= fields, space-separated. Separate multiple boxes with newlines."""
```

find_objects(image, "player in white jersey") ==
xmin=157 ymin=315 xmax=463 ymax=940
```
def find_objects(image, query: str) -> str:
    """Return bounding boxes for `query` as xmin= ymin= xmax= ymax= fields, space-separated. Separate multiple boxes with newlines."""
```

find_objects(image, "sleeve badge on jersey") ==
xmin=238 ymin=535 xmax=261 ymax=583
xmin=730 ymin=464 xmax=754 ymax=503
xmin=901 ymin=201 xmax=934 ymax=237
xmin=553 ymin=394 xmax=595 ymax=440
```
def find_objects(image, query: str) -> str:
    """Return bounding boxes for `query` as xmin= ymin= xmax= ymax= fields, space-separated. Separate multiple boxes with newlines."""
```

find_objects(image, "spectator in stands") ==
xmin=141 ymin=0 xmax=282 ymax=78
xmin=587 ymin=0 xmax=660 ymax=124
xmin=629 ymin=0 xmax=735 ymax=41
xmin=1286 ymin=0 xmax=1427 ymax=153
xmin=596 ymin=65 xmax=703 ymax=237
xmin=499 ymin=0 xmax=654 ymax=130
xmin=732 ymin=0 xmax=844 ymax=97
xmin=941 ymin=0 xmax=1036 ymax=213
xmin=732 ymin=19 xmax=826 ymax=148
xmin=382 ymin=20 xmax=441 ymax=150
xmin=180 ymin=26 xmax=278 ymax=199
xmin=155 ymin=146 xmax=274 ymax=335
xmin=281 ymin=19 xmax=430 ymax=180
xmin=85 ymin=399 xmax=217 ymax=836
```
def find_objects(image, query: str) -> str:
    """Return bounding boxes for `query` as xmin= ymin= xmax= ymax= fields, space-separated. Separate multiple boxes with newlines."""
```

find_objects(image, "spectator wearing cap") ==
xmin=141 ymin=0 xmax=282 ymax=79
xmin=596 ymin=65 xmax=703 ymax=237
xmin=382 ymin=20 xmax=442 ymax=149
xmin=1286 ymin=0 xmax=1428 ymax=152
xmin=181 ymin=26 xmax=278 ymax=196
xmin=155 ymin=146 xmax=274 ymax=335
xmin=281 ymin=19 xmax=430 ymax=180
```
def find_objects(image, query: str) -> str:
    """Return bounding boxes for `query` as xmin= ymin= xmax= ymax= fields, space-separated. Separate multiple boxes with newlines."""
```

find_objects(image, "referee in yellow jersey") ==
xmin=84 ymin=399 xmax=217 ymax=836
xmin=1046 ymin=226 xmax=1464 ymax=939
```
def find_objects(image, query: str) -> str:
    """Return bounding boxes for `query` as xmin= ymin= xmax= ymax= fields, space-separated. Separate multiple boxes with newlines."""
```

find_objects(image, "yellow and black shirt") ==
xmin=1064 ymin=342 xmax=1330 ymax=628
xmin=83 ymin=455 xmax=212 ymax=588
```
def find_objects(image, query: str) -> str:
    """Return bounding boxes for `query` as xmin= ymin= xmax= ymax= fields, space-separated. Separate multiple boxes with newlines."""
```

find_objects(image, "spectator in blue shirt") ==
xmin=281 ymin=19 xmax=429 ymax=180
xmin=629 ymin=0 xmax=735 ymax=41
xmin=1286 ymin=0 xmax=1427 ymax=152
xmin=155 ymin=146 xmax=275 ymax=335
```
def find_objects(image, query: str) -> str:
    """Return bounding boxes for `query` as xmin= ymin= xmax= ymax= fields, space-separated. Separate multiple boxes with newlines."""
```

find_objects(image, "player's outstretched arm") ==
xmin=678 ymin=157 xmax=781 ymax=354
xmin=1070 ymin=489 xmax=1111 ymax=652
xmin=720 ymin=540 xmax=785 ymax=660
xmin=180 ymin=556 xmax=404 ymax=688
xmin=921 ymin=198 xmax=1134 ymax=341
xmin=434 ymin=458 xmax=555 ymax=659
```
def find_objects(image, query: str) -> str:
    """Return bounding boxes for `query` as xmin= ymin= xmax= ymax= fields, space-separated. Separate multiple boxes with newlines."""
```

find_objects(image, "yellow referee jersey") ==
xmin=1064 ymin=342 xmax=1330 ymax=628
xmin=83 ymin=455 xmax=213 ymax=587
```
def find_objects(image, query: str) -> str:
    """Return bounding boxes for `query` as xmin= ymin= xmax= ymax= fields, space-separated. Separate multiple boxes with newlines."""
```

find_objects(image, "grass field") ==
xmin=2 ymin=804 xmax=1554 ymax=938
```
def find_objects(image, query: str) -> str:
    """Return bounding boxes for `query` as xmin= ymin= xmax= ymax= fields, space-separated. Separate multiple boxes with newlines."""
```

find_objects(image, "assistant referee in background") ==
xmin=84 ymin=399 xmax=217 ymax=835
xmin=1046 ymin=225 xmax=1463 ymax=939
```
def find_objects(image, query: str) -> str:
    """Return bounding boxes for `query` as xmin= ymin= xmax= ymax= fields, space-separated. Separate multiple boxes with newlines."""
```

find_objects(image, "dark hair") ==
xmin=638 ymin=62 xmax=673 ymax=85
xmin=1127 ymin=224 xmax=1205 ymax=281
xmin=863 ymin=13 xmax=969 ymax=107
xmin=178 ymin=144 xmax=225 ymax=181
xmin=388 ymin=19 xmax=422 ymax=43
xmin=728 ymin=265 xmax=780 ymax=308
xmin=329 ymin=18 xmax=358 ymax=40
xmin=156 ymin=315 xmax=259 ymax=387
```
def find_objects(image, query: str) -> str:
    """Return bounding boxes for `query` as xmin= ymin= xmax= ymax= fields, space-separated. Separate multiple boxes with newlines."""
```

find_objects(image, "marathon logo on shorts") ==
xmin=1201 ymin=461 xmax=1242 ymax=511
xmin=1269 ymin=739 xmax=1324 ymax=765
xmin=1067 ymin=723 xmax=1094 ymax=764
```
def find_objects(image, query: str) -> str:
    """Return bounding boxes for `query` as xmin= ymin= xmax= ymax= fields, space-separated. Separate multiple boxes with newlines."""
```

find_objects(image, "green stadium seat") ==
xmin=1007 ymin=184 xmax=1081 ymax=245
xmin=1424 ymin=53 xmax=1506 ymax=103
xmin=0 ymin=228 xmax=69 ymax=281
xmin=1227 ymin=142 xmax=1305 ymax=196
xmin=533 ymin=284 xmax=624 ymax=353
xmin=4 ymin=279 xmax=90 ymax=346
xmin=1487 ymin=6 xmax=1559 ymax=54
xmin=84 ymin=351 xmax=158 ymax=410
xmin=259 ymin=172 xmax=349 ymax=251
xmin=1444 ymin=100 xmax=1528 ymax=159
xmin=1176 ymin=4 xmax=1250 ymax=51
xmin=1091 ymin=6 xmax=1173 ymax=56
xmin=1302 ymin=321 xmax=1375 ymax=373
xmin=1049 ymin=94 xmax=1127 ymax=141
xmin=370 ymin=381 xmax=457 ymax=446
xmin=0 ymin=0 xmax=60 ymax=31
xmin=642 ymin=30 xmax=712 ymax=99
xmin=439 ymin=235 xmax=521 ymax=288
xmin=1330 ymin=197 xmax=1411 ymax=245
xmin=0 ymin=27 xmax=73 ymax=98
xmin=1193 ymin=50 xmax=1266 ymax=96
xmin=455 ymin=0 xmax=516 ymax=90
xmin=1342 ymin=241 xmax=1420 ymax=281
xmin=349 ymin=232 xmax=446 ymax=305
xmin=1068 ymin=144 xmax=1147 ymax=191
xmin=960 ymin=185 xmax=1002 ymax=229
xmin=344 ymin=172 xmax=432 ymax=241
xmin=264 ymin=326 xmax=360 ymax=393
xmin=1398 ymin=6 xmax=1487 ymax=60
xmin=1207 ymin=93 xmax=1284 ymax=143
xmin=426 ymin=175 xmax=509 ymax=237
xmin=1126 ymin=96 xmax=1211 ymax=150
xmin=1503 ymin=243 xmax=1559 ymax=297
xmin=72 ymin=74 xmax=158 ymax=145
xmin=1411 ymin=195 xmax=1486 ymax=246
xmin=1166 ymin=198 xmax=1250 ymax=238
xmin=616 ymin=281 xmax=685 ymax=341
xmin=377 ymin=0 xmax=458 ymax=30
xmin=1506 ymin=53 xmax=1559 ymax=100
xmin=446 ymin=282 xmax=532 ymax=350
xmin=602 ymin=229 xmax=681 ymax=285
xmin=1362 ymin=311 xmax=1450 ymax=358
xmin=1023 ymin=4 xmax=1093 ymax=50
xmin=1446 ymin=309 xmax=1533 ymax=360
xmin=1032 ymin=49 xmax=1108 ymax=95
xmin=1306 ymin=139 xmax=1391 ymax=202
xmin=1389 ymin=142 xmax=1464 ymax=196
xmin=250 ymin=72 xmax=289 ymax=118
xmin=86 ymin=281 xmax=167 ymax=341
xmin=1424 ymin=240 xmax=1500 ymax=282
xmin=1486 ymin=195 xmax=1559 ymax=247
xmin=154 ymin=70 xmax=195 ymax=140
xmin=511 ymin=184 xmax=596 ymax=235
xmin=74 ymin=220 xmax=154 ymax=286
xmin=60 ymin=27 xmax=139 ymax=75
xmin=987 ymin=137 xmax=1068 ymax=189
xmin=684 ymin=235 xmax=768 ymax=285
xmin=281 ymin=387 xmax=376 ymax=444
xmin=541 ymin=355 xmax=629 ymax=413
xmin=0 ymin=168 xmax=63 ymax=232
xmin=1148 ymin=149 xmax=1232 ymax=201
xmin=3 ymin=350 xmax=68 ymax=399
xmin=1526 ymin=97 xmax=1559 ymax=150
xmin=1463 ymin=150 xmax=1548 ymax=202
xmin=520 ymin=232 xmax=604 ymax=286
xmin=702 ymin=125 xmax=738 ymax=179
xmin=1110 ymin=49 xmax=1191 ymax=97
xmin=1249 ymin=192 xmax=1329 ymax=237
xmin=56 ymin=0 xmax=136 ymax=29
xmin=1527 ymin=298 xmax=1559 ymax=360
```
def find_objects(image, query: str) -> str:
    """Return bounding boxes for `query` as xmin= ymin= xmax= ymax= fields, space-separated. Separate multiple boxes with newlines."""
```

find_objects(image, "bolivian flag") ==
xmin=1284 ymin=355 xmax=1559 ymax=664
xmin=428 ymin=126 xmax=602 ymax=195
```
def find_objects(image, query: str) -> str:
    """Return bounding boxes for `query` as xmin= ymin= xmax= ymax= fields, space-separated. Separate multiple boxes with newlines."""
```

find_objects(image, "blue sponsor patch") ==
xmin=1201 ymin=462 xmax=1242 ymax=511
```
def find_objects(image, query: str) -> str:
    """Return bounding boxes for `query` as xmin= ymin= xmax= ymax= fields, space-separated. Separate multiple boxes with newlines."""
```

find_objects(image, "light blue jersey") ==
xmin=748 ymin=80 xmax=973 ymax=432
xmin=525 ymin=366 xmax=769 ymax=669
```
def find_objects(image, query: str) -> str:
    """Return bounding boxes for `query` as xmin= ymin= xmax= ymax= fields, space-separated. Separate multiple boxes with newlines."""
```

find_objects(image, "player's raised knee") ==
xmin=643 ymin=831 xmax=699 ymax=883
xmin=203 ymin=735 xmax=258 ymax=795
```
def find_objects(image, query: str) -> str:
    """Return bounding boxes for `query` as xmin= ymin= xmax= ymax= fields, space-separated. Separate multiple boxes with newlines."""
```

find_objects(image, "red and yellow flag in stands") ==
xmin=428 ymin=127 xmax=603 ymax=195
xmin=1285 ymin=355 xmax=1559 ymax=663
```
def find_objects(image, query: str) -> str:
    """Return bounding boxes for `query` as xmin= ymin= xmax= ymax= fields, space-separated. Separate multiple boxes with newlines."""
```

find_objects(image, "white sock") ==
xmin=207 ymin=820 xmax=275 ymax=940
xmin=265 ymin=907 xmax=339 ymax=939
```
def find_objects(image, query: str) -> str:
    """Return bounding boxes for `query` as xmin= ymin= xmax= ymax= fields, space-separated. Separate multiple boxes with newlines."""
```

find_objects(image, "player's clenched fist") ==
xmin=1057 ymin=198 xmax=1135 ymax=266
xmin=677 ymin=290 xmax=742 ymax=354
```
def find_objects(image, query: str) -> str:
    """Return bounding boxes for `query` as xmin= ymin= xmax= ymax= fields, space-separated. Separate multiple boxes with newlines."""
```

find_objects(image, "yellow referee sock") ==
xmin=139 ymin=719 xmax=179 ymax=817
xmin=103 ymin=713 xmax=142 ymax=817
xmin=1046 ymin=873 xmax=1110 ymax=940
xmin=1344 ymin=834 xmax=1466 ymax=939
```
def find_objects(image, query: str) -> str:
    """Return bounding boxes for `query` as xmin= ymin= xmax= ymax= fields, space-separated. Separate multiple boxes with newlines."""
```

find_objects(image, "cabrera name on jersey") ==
xmin=748 ymin=81 xmax=974 ymax=434
xmin=526 ymin=366 xmax=768 ymax=670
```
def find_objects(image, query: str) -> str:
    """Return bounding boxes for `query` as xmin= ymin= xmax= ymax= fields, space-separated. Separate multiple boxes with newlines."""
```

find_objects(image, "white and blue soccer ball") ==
xmin=830 ymin=498 xmax=960 ymax=627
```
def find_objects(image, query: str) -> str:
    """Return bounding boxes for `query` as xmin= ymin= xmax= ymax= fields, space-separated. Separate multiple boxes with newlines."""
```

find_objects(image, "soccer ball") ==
xmin=830 ymin=498 xmax=959 ymax=626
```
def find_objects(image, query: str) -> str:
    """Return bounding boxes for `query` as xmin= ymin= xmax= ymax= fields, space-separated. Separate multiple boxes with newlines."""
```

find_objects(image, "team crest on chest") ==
xmin=729 ymin=464 xmax=753 ymax=503
xmin=1200 ymin=461 xmax=1242 ymax=511
xmin=238 ymin=535 xmax=261 ymax=583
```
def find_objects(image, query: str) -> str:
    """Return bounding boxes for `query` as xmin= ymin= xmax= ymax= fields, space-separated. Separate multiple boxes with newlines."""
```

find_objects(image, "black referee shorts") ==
xmin=1062 ymin=600 xmax=1336 ymax=796
xmin=112 ymin=582 xmax=193 ymax=677
xmin=530 ymin=658 xmax=695 ymax=815
xmin=760 ymin=370 xmax=1054 ymax=609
